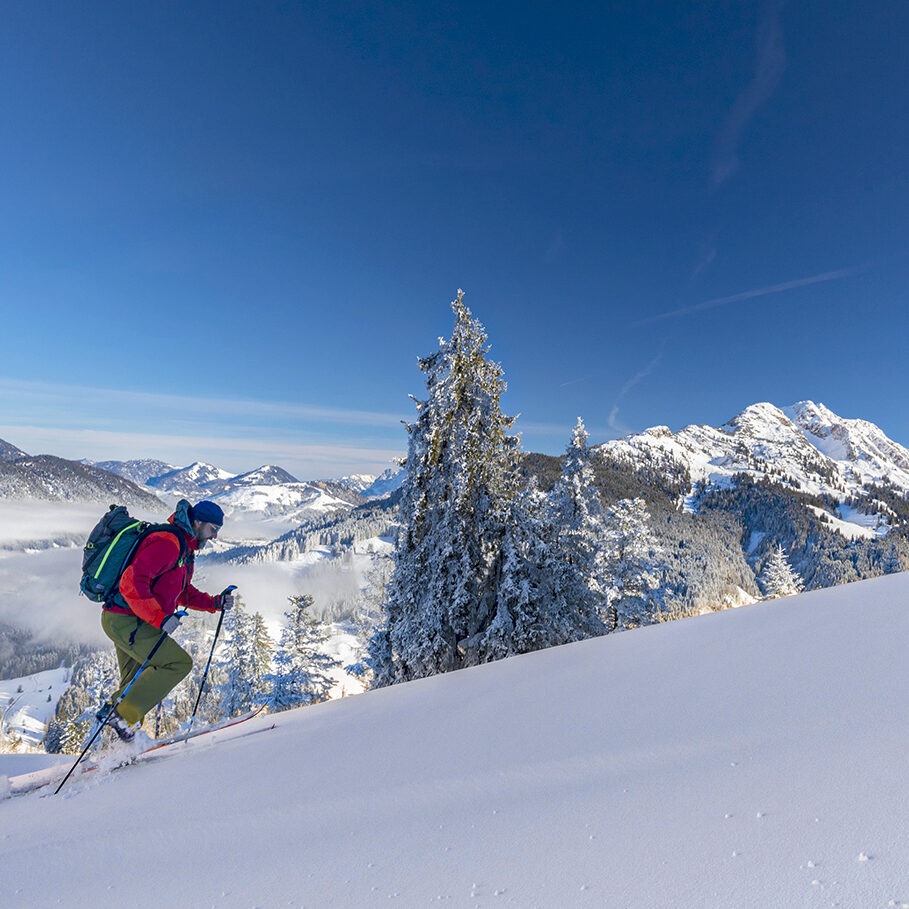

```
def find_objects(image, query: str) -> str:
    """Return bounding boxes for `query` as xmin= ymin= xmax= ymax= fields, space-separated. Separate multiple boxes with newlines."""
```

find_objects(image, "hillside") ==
xmin=0 ymin=454 xmax=164 ymax=508
xmin=3 ymin=573 xmax=909 ymax=906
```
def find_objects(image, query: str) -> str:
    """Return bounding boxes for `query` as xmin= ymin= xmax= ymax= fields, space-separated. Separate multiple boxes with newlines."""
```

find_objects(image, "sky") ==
xmin=1 ymin=1 xmax=907 ymax=479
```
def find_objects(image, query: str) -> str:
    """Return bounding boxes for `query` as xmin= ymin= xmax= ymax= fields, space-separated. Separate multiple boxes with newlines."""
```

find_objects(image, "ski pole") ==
xmin=187 ymin=586 xmax=235 ymax=731
xmin=54 ymin=613 xmax=185 ymax=795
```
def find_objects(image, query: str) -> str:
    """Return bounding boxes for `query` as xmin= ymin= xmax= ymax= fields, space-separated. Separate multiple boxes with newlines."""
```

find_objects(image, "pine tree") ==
xmin=217 ymin=598 xmax=274 ymax=717
xmin=269 ymin=595 xmax=340 ymax=711
xmin=47 ymin=649 xmax=118 ymax=751
xmin=603 ymin=497 xmax=662 ymax=629
xmin=162 ymin=615 xmax=223 ymax=730
xmin=60 ymin=717 xmax=88 ymax=755
xmin=383 ymin=291 xmax=520 ymax=681
xmin=882 ymin=541 xmax=902 ymax=575
xmin=545 ymin=418 xmax=610 ymax=636
xmin=481 ymin=481 xmax=593 ymax=659
xmin=761 ymin=544 xmax=804 ymax=598
xmin=348 ymin=559 xmax=394 ymax=688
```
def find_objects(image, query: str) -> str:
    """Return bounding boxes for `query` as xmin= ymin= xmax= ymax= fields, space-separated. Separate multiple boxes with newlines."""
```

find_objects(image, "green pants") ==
xmin=100 ymin=611 xmax=193 ymax=727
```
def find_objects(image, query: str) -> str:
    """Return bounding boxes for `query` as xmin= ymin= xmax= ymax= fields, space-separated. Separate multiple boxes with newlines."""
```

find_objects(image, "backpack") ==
xmin=80 ymin=505 xmax=188 ymax=604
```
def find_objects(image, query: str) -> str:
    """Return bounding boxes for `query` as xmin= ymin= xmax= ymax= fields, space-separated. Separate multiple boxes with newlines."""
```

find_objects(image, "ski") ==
xmin=133 ymin=704 xmax=267 ymax=755
xmin=4 ymin=706 xmax=269 ymax=799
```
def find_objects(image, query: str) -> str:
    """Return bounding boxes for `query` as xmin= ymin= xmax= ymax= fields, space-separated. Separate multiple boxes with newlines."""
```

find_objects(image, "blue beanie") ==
xmin=190 ymin=500 xmax=224 ymax=526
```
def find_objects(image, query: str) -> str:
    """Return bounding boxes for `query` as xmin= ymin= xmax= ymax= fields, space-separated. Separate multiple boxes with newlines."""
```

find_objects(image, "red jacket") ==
xmin=104 ymin=507 xmax=219 ymax=628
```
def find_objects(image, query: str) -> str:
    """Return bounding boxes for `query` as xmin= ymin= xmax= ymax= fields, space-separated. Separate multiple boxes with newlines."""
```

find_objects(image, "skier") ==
xmin=98 ymin=499 xmax=236 ymax=743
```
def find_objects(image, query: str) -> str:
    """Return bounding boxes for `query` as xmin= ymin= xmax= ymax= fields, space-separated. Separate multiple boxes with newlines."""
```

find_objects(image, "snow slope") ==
xmin=0 ymin=667 xmax=69 ymax=748
xmin=3 ymin=573 xmax=909 ymax=907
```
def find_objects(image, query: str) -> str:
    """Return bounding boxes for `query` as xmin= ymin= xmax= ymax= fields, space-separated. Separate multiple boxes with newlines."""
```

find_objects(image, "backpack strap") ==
xmin=104 ymin=525 xmax=190 ymax=611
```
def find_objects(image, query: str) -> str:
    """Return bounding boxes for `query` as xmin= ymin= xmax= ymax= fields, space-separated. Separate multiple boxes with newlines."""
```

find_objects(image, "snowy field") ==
xmin=3 ymin=572 xmax=909 ymax=907
xmin=0 ymin=667 xmax=70 ymax=748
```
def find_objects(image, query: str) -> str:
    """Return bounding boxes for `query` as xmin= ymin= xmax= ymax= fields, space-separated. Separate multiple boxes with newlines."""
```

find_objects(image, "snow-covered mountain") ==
xmin=144 ymin=461 xmax=237 ymax=499
xmin=335 ymin=473 xmax=379 ymax=494
xmin=205 ymin=465 xmax=299 ymax=495
xmin=95 ymin=458 xmax=375 ymax=529
xmin=599 ymin=400 xmax=909 ymax=502
xmin=334 ymin=468 xmax=404 ymax=499
xmin=0 ymin=438 xmax=28 ymax=461
xmin=4 ymin=573 xmax=909 ymax=905
xmin=0 ymin=454 xmax=165 ymax=509
xmin=213 ymin=479 xmax=359 ymax=523
xmin=90 ymin=458 xmax=176 ymax=488
xmin=362 ymin=467 xmax=405 ymax=498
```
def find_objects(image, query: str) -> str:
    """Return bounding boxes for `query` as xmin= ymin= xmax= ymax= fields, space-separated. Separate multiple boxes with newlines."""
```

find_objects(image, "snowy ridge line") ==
xmin=598 ymin=400 xmax=909 ymax=502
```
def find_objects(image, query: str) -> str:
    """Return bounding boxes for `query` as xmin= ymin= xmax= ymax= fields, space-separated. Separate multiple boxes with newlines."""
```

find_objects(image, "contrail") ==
xmin=633 ymin=265 xmax=865 ymax=327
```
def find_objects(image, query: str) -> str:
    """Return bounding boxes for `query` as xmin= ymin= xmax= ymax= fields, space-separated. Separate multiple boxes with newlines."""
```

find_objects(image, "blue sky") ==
xmin=1 ymin=2 xmax=907 ymax=479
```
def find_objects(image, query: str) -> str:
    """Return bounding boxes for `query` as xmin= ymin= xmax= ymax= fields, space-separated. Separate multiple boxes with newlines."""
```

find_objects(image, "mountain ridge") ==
xmin=598 ymin=399 xmax=909 ymax=504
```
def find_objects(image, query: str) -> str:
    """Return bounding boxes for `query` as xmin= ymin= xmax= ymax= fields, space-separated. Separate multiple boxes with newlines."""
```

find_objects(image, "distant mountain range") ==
xmin=0 ymin=437 xmax=404 ymax=522
xmin=1 ymin=399 xmax=906 ymax=550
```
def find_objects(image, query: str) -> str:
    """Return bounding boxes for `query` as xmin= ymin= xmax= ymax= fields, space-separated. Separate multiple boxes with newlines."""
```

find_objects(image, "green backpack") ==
xmin=80 ymin=505 xmax=188 ymax=605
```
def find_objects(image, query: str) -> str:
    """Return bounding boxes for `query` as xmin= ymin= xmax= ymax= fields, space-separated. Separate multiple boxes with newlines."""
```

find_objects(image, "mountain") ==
xmin=335 ymin=468 xmax=404 ymax=499
xmin=334 ymin=473 xmax=379 ymax=494
xmin=0 ymin=437 xmax=28 ymax=461
xmin=144 ymin=461 xmax=236 ymax=499
xmin=94 ymin=457 xmax=365 ymax=528
xmin=361 ymin=467 xmax=405 ymax=498
xmin=0 ymin=455 xmax=166 ymax=508
xmin=599 ymin=400 xmax=909 ymax=502
xmin=91 ymin=458 xmax=177 ymax=487
xmin=210 ymin=465 xmax=299 ymax=492
xmin=4 ymin=573 xmax=909 ymax=905
xmin=784 ymin=400 xmax=909 ymax=491
xmin=212 ymin=479 xmax=362 ymax=523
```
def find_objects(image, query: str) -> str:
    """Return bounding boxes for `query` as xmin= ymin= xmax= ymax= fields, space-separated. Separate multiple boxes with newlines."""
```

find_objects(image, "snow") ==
xmin=3 ymin=573 xmax=909 ymax=906
xmin=806 ymin=505 xmax=888 ymax=541
xmin=0 ymin=667 xmax=70 ymax=747
xmin=746 ymin=529 xmax=766 ymax=553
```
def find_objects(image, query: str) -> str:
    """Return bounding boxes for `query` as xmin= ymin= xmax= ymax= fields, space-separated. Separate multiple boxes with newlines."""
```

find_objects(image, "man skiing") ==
xmin=99 ymin=499 xmax=236 ymax=742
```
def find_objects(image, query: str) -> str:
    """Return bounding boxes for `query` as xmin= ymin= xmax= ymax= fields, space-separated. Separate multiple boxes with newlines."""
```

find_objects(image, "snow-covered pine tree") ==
xmin=60 ymin=717 xmax=87 ymax=755
xmin=545 ymin=418 xmax=610 ymax=637
xmin=46 ymin=649 xmax=118 ymax=751
xmin=216 ymin=598 xmax=274 ymax=717
xmin=269 ymin=594 xmax=340 ymax=712
xmin=603 ymin=497 xmax=662 ymax=629
xmin=161 ymin=614 xmax=227 ymax=731
xmin=481 ymin=481 xmax=593 ymax=659
xmin=347 ymin=558 xmax=394 ymax=687
xmin=882 ymin=541 xmax=902 ymax=575
xmin=382 ymin=290 xmax=520 ymax=682
xmin=760 ymin=544 xmax=804 ymax=598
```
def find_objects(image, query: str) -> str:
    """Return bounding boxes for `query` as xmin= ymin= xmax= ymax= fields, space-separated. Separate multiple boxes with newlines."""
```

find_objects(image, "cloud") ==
xmin=692 ymin=237 xmax=718 ymax=279
xmin=0 ymin=378 xmax=407 ymax=429
xmin=711 ymin=0 xmax=787 ymax=188
xmin=0 ymin=377 xmax=410 ymax=476
xmin=633 ymin=264 xmax=865 ymax=327
xmin=0 ymin=423 xmax=403 ymax=479
xmin=608 ymin=348 xmax=665 ymax=435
